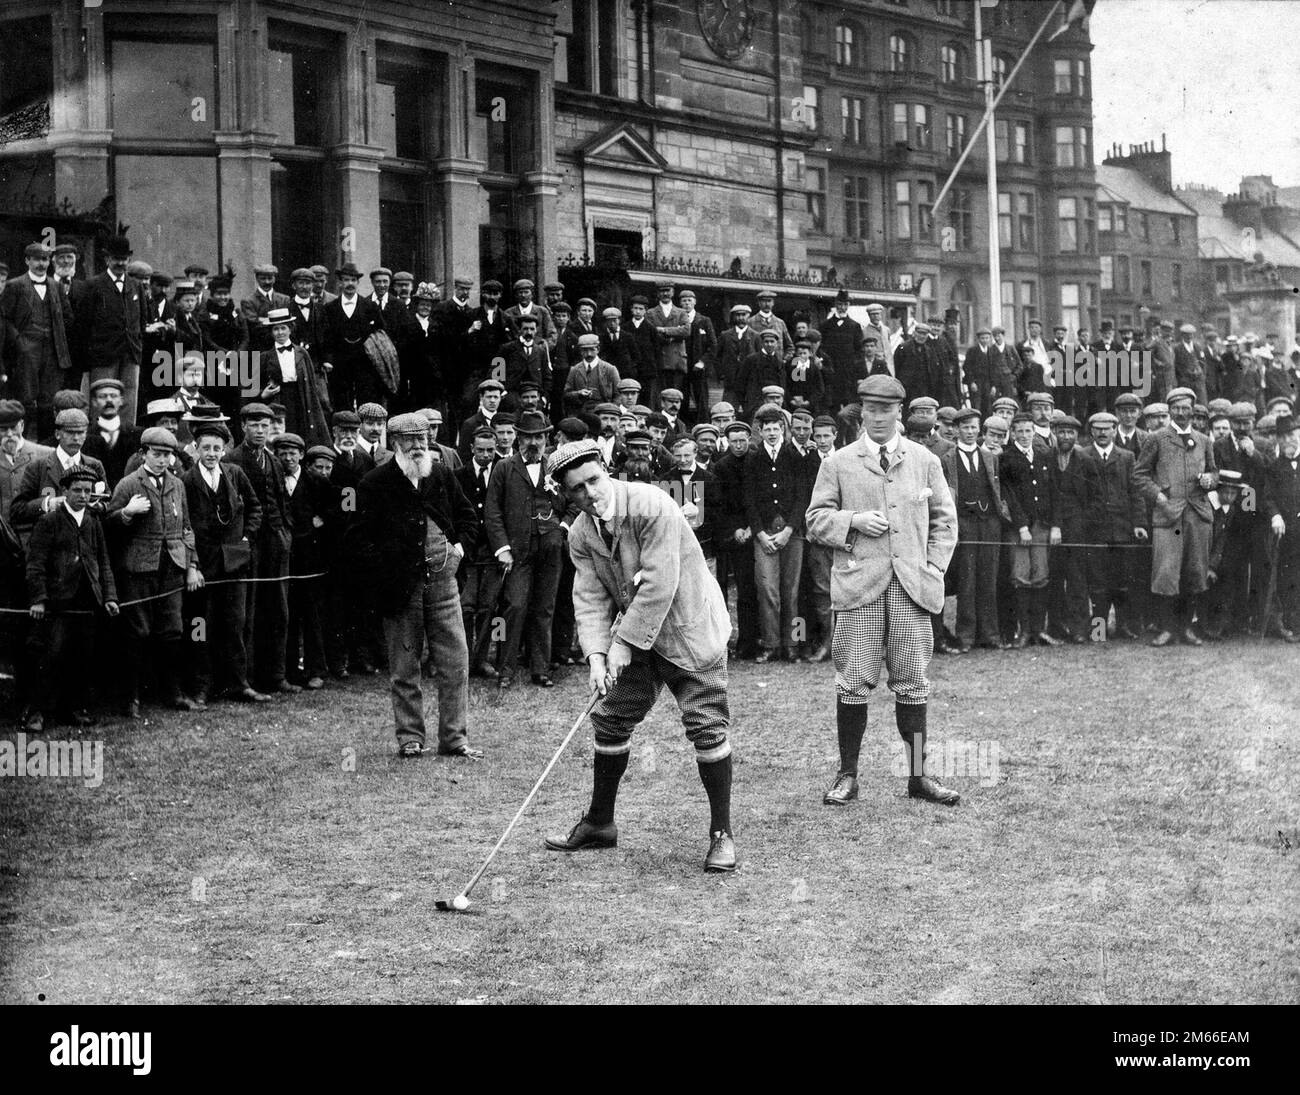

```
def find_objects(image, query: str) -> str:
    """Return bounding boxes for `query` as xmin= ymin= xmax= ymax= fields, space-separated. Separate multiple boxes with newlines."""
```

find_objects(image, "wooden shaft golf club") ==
xmin=448 ymin=689 xmax=602 ymax=905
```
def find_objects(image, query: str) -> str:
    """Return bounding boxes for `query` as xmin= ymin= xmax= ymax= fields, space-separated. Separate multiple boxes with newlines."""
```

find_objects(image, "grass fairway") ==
xmin=1 ymin=639 xmax=1296 ymax=1005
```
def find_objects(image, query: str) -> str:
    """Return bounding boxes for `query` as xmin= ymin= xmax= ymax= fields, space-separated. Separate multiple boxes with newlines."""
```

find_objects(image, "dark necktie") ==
xmin=880 ymin=449 xmax=890 ymax=473
xmin=600 ymin=521 xmax=615 ymax=552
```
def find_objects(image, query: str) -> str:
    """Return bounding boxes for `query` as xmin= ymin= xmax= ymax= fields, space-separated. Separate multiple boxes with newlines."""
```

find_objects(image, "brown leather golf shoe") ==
xmin=544 ymin=815 xmax=617 ymax=852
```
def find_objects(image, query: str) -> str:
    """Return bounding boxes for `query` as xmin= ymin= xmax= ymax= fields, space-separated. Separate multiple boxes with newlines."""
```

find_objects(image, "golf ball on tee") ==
xmin=452 ymin=895 xmax=469 ymax=911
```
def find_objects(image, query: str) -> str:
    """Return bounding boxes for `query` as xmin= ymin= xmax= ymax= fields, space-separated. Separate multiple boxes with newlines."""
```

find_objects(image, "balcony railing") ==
xmin=558 ymin=252 xmax=911 ymax=294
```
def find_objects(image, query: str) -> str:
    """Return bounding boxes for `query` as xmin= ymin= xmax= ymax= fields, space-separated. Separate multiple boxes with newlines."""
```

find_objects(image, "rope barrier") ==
xmin=0 ymin=570 xmax=329 ymax=616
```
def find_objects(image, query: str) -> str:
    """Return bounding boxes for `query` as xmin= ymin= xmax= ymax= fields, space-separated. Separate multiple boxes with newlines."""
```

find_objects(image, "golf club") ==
xmin=435 ymin=689 xmax=602 ymax=913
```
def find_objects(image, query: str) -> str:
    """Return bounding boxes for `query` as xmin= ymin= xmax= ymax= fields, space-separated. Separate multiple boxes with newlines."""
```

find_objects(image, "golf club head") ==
xmin=434 ymin=896 xmax=476 ymax=914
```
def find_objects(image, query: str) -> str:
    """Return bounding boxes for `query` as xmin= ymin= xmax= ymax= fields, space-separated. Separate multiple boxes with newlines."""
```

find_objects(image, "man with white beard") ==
xmin=356 ymin=413 xmax=483 ymax=759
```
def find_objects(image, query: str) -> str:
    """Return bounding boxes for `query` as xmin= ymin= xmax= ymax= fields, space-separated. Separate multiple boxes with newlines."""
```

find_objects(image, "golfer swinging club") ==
xmin=806 ymin=374 xmax=961 ymax=807
xmin=542 ymin=439 xmax=737 ymax=872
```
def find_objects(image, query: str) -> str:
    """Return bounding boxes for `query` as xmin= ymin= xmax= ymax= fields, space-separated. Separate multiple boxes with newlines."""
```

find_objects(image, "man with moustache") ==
xmin=1 ymin=243 xmax=73 ymax=440
xmin=81 ymin=378 xmax=142 ymax=489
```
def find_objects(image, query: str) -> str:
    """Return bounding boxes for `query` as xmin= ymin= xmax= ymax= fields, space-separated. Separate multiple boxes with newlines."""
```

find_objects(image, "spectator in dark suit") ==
xmin=200 ymin=273 xmax=248 ymax=419
xmin=455 ymin=428 xmax=503 ymax=677
xmin=325 ymin=410 xmax=378 ymax=677
xmin=239 ymin=262 xmax=289 ymax=355
xmin=963 ymin=327 xmax=999 ymax=416
xmin=0 ymin=242 xmax=73 ymax=439
xmin=400 ymin=283 xmax=443 ymax=415
xmin=182 ymin=420 xmax=268 ymax=704
xmin=624 ymin=296 xmax=660 ymax=404
xmin=228 ymin=403 xmax=295 ymax=695
xmin=485 ymin=410 xmax=572 ymax=688
xmin=81 ymin=378 xmax=142 ymax=489
xmin=462 ymin=279 xmax=517 ymax=409
xmin=321 ymin=263 xmax=387 ymax=412
xmin=1047 ymin=415 xmax=1096 ymax=642
xmin=894 ymin=323 xmax=941 ymax=407
xmin=714 ymin=304 xmax=759 ymax=413
xmin=0 ymin=399 xmax=51 ymax=527
xmin=138 ymin=272 xmax=178 ymax=409
xmin=500 ymin=315 xmax=553 ymax=403
xmin=1263 ymin=414 xmax=1300 ymax=640
xmin=287 ymin=268 xmax=328 ymax=366
xmin=1001 ymin=413 xmax=1063 ymax=648
xmin=818 ymin=291 xmax=865 ymax=411
xmin=740 ymin=330 xmax=786 ymax=416
xmin=678 ymin=289 xmax=717 ymax=425
xmin=1082 ymin=411 xmax=1148 ymax=640
xmin=22 ymin=464 xmax=119 ymax=732
xmin=273 ymin=432 xmax=330 ymax=690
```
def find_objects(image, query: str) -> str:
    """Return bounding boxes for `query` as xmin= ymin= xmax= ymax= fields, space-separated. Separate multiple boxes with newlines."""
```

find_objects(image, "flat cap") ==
xmin=289 ymin=267 xmax=315 ymax=282
xmin=1026 ymin=391 xmax=1055 ymax=406
xmin=760 ymin=384 xmax=785 ymax=397
xmin=546 ymin=438 xmax=604 ymax=482
xmin=387 ymin=413 xmax=430 ymax=437
xmin=624 ymin=429 xmax=653 ymax=445
xmin=309 ymin=265 xmax=330 ymax=277
xmin=59 ymin=464 xmax=101 ymax=489
xmin=0 ymin=399 xmax=26 ymax=425
xmin=1113 ymin=392 xmax=1144 ymax=409
xmin=557 ymin=417 xmax=589 ymax=439
xmin=1179 ymin=323 xmax=1198 ymax=335
xmin=691 ymin=423 xmax=719 ymax=440
xmin=576 ymin=297 xmax=598 ymax=309
xmin=992 ymin=397 xmax=1021 ymax=413
xmin=453 ymin=275 xmax=474 ymax=289
xmin=1228 ymin=402 xmax=1257 ymax=420
xmin=975 ymin=327 xmax=992 ymax=337
xmin=240 ymin=402 xmax=274 ymax=420
xmin=908 ymin=396 xmax=939 ymax=411
xmin=1087 ymin=412 xmax=1119 ymax=428
xmin=983 ymin=415 xmax=1010 ymax=433
xmin=660 ymin=388 xmax=683 ymax=401
xmin=759 ymin=329 xmax=781 ymax=341
xmin=271 ymin=432 xmax=305 ymax=450
xmin=617 ymin=379 xmax=642 ymax=393
xmin=305 ymin=445 xmax=336 ymax=463
xmin=512 ymin=278 xmax=534 ymax=291
xmin=391 ymin=271 xmax=414 ymax=284
xmin=191 ymin=421 xmax=232 ymax=443
xmin=576 ymin=333 xmax=600 ymax=349
xmin=332 ymin=410 xmax=361 ymax=428
xmin=729 ymin=304 xmax=752 ymax=316
xmin=1206 ymin=398 xmax=1233 ymax=415
xmin=724 ymin=421 xmax=752 ymax=436
xmin=476 ymin=379 xmax=505 ymax=393
xmin=90 ymin=378 xmax=125 ymax=396
xmin=1054 ymin=414 xmax=1082 ymax=430
xmin=1143 ymin=402 xmax=1169 ymax=416
xmin=149 ymin=272 xmax=173 ymax=286
xmin=630 ymin=405 xmax=653 ymax=418
xmin=140 ymin=426 xmax=179 ymax=452
xmin=54 ymin=408 xmax=89 ymax=429
xmin=253 ymin=263 xmax=278 ymax=277
xmin=1159 ymin=319 xmax=1175 ymax=329
xmin=1166 ymin=387 xmax=1197 ymax=405
xmin=936 ymin=407 xmax=958 ymax=424
xmin=24 ymin=242 xmax=50 ymax=258
xmin=755 ymin=289 xmax=776 ymax=300
xmin=369 ymin=267 xmax=393 ymax=280
xmin=710 ymin=402 xmax=735 ymax=418
xmin=594 ymin=402 xmax=622 ymax=416
xmin=126 ymin=260 xmax=153 ymax=279
xmin=544 ymin=282 xmax=565 ymax=293
xmin=493 ymin=413 xmax=517 ymax=427
xmin=481 ymin=279 xmax=503 ymax=293
xmin=952 ymin=407 xmax=980 ymax=425
xmin=602 ymin=307 xmax=622 ymax=320
xmin=859 ymin=375 xmax=907 ymax=402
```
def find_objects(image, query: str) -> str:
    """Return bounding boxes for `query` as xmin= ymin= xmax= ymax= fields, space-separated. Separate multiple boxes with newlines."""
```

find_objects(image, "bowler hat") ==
xmin=335 ymin=262 xmax=362 ymax=278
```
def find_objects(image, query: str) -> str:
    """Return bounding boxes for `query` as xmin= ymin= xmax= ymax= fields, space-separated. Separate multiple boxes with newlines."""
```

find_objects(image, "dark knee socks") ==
xmin=836 ymin=697 xmax=869 ymax=777
xmin=587 ymin=750 xmax=629 ymax=825
xmin=697 ymin=755 xmax=733 ymax=834
xmin=896 ymin=702 xmax=927 ymax=777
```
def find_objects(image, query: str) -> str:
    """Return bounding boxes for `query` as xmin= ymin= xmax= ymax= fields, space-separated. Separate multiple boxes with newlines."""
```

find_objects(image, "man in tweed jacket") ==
xmin=806 ymin=374 xmax=960 ymax=808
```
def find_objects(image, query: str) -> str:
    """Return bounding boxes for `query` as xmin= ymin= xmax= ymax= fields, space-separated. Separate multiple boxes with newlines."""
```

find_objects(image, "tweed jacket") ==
xmin=0 ymin=440 xmax=52 ymax=525
xmin=568 ymin=478 xmax=730 ymax=670
xmin=107 ymin=465 xmax=197 ymax=574
xmin=806 ymin=434 xmax=957 ymax=614
xmin=1133 ymin=425 xmax=1217 ymax=527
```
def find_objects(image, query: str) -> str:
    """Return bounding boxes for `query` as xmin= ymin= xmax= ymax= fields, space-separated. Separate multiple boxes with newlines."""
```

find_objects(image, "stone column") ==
xmin=333 ymin=142 xmax=386 ymax=273
xmin=215 ymin=131 xmax=276 ymax=282
xmin=50 ymin=2 xmax=111 ymax=240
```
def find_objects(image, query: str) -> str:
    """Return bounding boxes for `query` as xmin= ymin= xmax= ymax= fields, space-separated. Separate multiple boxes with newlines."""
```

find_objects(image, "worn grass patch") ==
xmin=1 ymin=639 xmax=1296 ymax=1004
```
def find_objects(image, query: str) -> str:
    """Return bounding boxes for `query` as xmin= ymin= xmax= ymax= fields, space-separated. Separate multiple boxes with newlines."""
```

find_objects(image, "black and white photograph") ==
xmin=0 ymin=0 xmax=1293 ymax=1063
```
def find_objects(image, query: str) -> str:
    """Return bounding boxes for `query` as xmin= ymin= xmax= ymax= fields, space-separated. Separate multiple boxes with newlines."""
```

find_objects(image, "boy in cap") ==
xmin=543 ymin=438 xmax=737 ymax=872
xmin=274 ymin=432 xmax=331 ymax=689
xmin=807 ymin=373 xmax=960 ymax=808
xmin=107 ymin=426 xmax=202 ymax=715
xmin=181 ymin=418 xmax=269 ymax=704
xmin=23 ymin=464 xmax=120 ymax=731
xmin=11 ymin=408 xmax=108 ymax=547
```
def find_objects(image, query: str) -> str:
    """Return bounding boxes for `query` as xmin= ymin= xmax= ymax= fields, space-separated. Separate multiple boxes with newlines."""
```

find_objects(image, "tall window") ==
xmin=1083 ymin=198 xmax=1096 ymax=253
xmin=1171 ymin=262 xmax=1183 ymax=299
xmin=1058 ymin=197 xmax=1079 ymax=252
xmin=1138 ymin=212 xmax=1150 ymax=241
xmin=917 ymin=275 xmax=936 ymax=317
xmin=801 ymin=14 xmax=819 ymax=56
xmin=998 ymin=192 xmax=1013 ymax=248
xmin=841 ymin=96 xmax=865 ymax=144
xmin=1021 ymin=280 xmax=1037 ymax=326
xmin=835 ymin=22 xmax=856 ymax=66
xmin=1001 ymin=280 xmax=1016 ymax=335
xmin=1140 ymin=260 xmax=1153 ymax=297
xmin=889 ymin=33 xmax=911 ymax=72
xmin=1012 ymin=121 xmax=1029 ymax=164
xmin=1053 ymin=57 xmax=1089 ymax=96
xmin=1098 ymin=203 xmax=1112 ymax=232
xmin=1017 ymin=193 xmax=1035 ymax=249
xmin=992 ymin=53 xmax=1010 ymax=88
xmin=917 ymin=180 xmax=934 ymax=241
xmin=949 ymin=189 xmax=972 ymax=250
xmin=892 ymin=102 xmax=909 ymax=144
xmin=1053 ymin=58 xmax=1072 ymax=93
xmin=1115 ymin=255 xmax=1131 ymax=293
xmin=806 ymin=167 xmax=826 ymax=232
xmin=950 ymin=280 xmax=974 ymax=342
xmin=896 ymin=180 xmax=913 ymax=239
xmin=940 ymin=44 xmax=964 ymax=84
xmin=945 ymin=113 xmax=967 ymax=158
xmin=844 ymin=176 xmax=871 ymax=239
xmin=556 ymin=0 xmax=622 ymax=96
xmin=1060 ymin=283 xmax=1081 ymax=335
xmin=802 ymin=85 xmax=820 ymax=130
xmin=996 ymin=119 xmax=1009 ymax=162
xmin=1171 ymin=215 xmax=1182 ymax=245
xmin=1113 ymin=204 xmax=1128 ymax=233
xmin=1215 ymin=264 xmax=1229 ymax=291
xmin=912 ymin=103 xmax=932 ymax=148
xmin=1100 ymin=255 xmax=1114 ymax=290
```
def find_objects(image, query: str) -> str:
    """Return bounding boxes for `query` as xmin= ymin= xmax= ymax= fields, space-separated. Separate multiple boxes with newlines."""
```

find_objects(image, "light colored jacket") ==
xmin=569 ymin=478 xmax=729 ymax=670
xmin=806 ymin=435 xmax=957 ymax=614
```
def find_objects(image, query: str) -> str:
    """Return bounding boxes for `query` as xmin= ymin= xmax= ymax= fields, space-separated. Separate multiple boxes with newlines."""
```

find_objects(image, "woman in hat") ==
xmin=260 ymin=307 xmax=331 ymax=447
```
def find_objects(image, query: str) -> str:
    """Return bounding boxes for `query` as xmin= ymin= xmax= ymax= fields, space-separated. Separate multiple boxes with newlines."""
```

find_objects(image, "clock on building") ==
xmin=697 ymin=0 xmax=754 ymax=61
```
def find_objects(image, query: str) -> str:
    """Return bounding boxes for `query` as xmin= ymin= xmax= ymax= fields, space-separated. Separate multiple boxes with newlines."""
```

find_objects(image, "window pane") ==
xmin=1056 ymin=126 xmax=1074 ymax=166
xmin=995 ymin=119 xmax=1008 ymax=162
xmin=1014 ymin=122 xmax=1029 ymax=163
xmin=896 ymin=180 xmax=911 ymax=239
xmin=116 ymin=155 xmax=219 ymax=277
xmin=1098 ymin=204 xmax=1112 ymax=232
xmin=111 ymin=39 xmax=216 ymax=140
xmin=1100 ymin=255 xmax=1113 ymax=290
xmin=1001 ymin=280 xmax=1016 ymax=335
xmin=1054 ymin=58 xmax=1071 ymax=93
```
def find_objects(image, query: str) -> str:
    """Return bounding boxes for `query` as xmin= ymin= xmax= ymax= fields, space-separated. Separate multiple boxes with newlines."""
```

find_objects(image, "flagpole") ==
xmin=933 ymin=0 xmax=1062 ymax=216
xmin=976 ymin=0 xmax=1001 ymax=332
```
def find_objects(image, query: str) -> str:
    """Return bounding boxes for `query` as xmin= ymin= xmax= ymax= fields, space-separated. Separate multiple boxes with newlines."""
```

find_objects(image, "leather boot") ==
xmin=897 ymin=703 xmax=960 ymax=806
